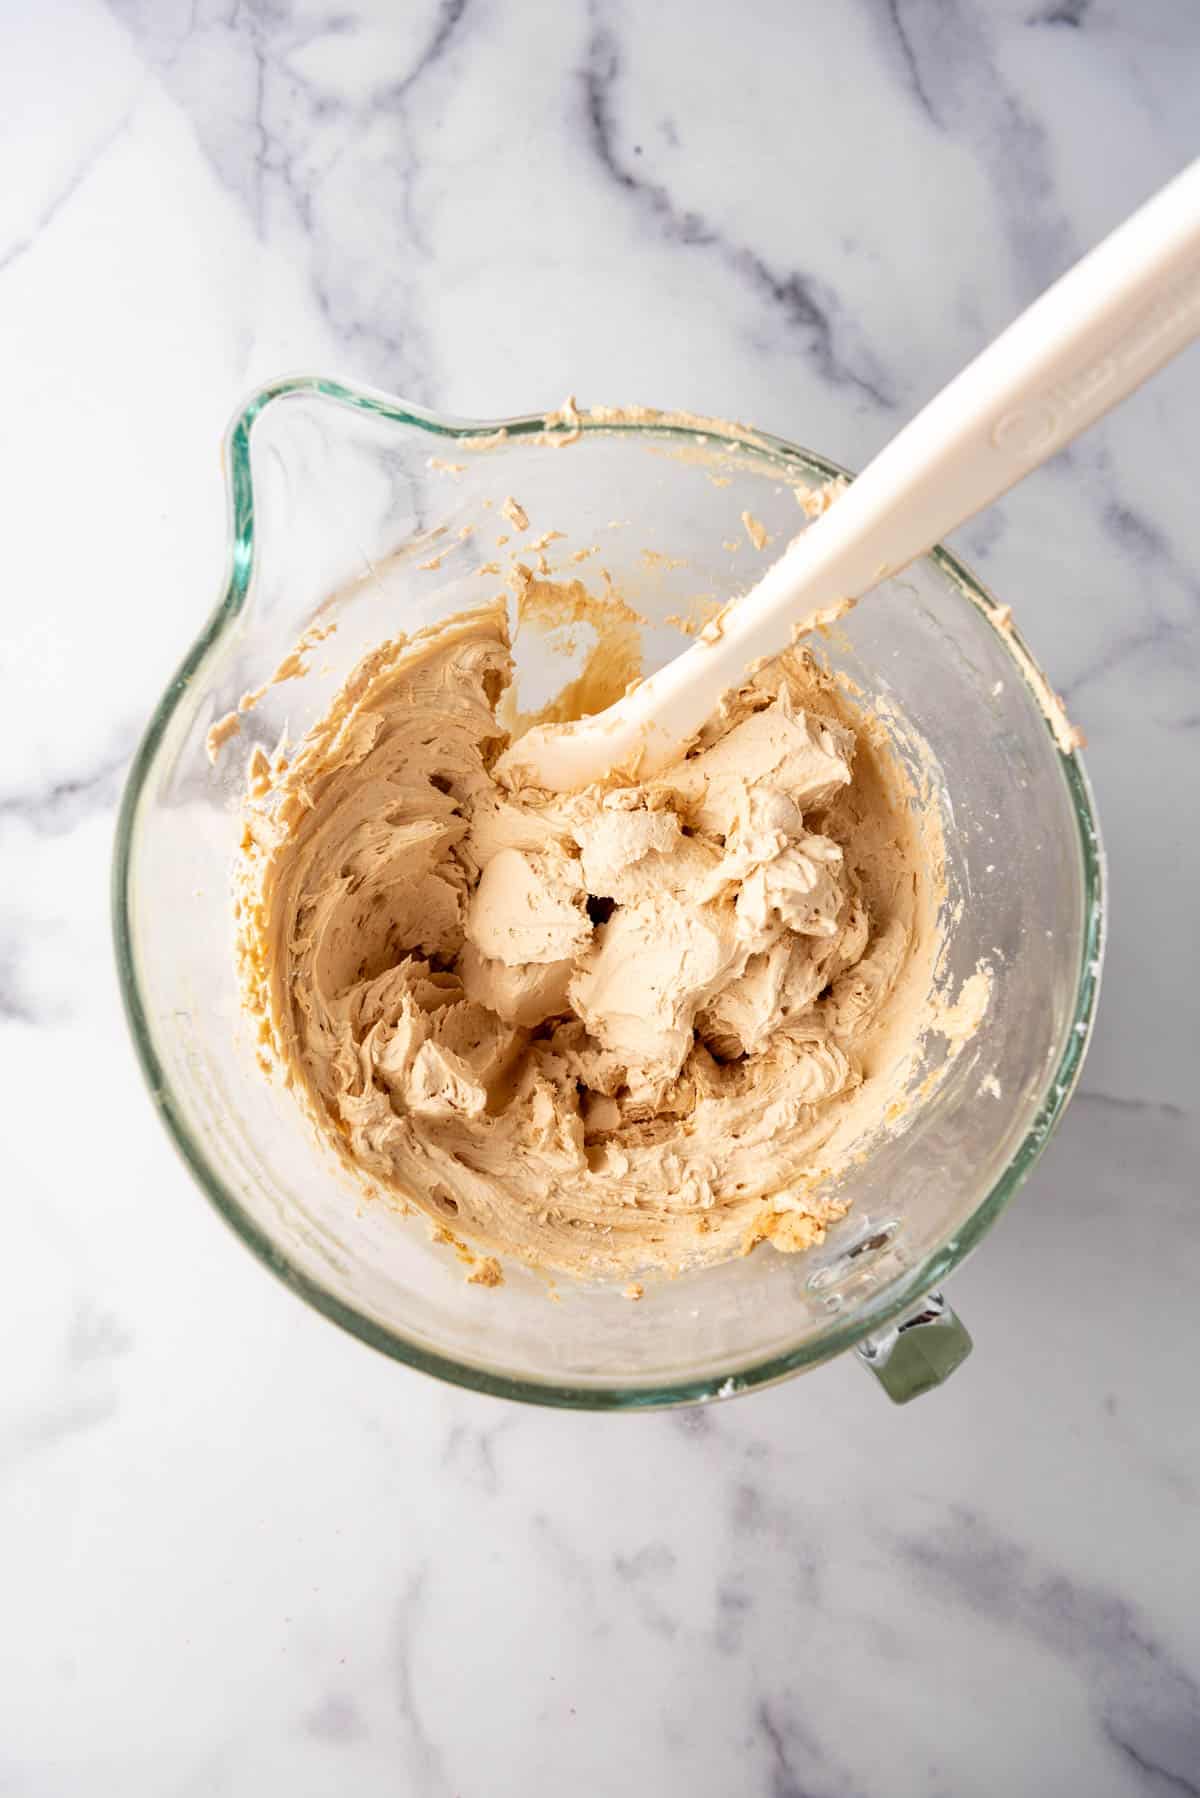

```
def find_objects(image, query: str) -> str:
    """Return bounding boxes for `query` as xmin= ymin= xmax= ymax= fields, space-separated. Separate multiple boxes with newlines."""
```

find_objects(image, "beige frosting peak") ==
xmin=658 ymin=695 xmax=854 ymax=834
xmin=466 ymin=845 xmax=592 ymax=967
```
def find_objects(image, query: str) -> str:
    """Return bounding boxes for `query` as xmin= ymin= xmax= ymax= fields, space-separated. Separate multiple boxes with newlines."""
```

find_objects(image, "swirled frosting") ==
xmin=236 ymin=600 xmax=941 ymax=1278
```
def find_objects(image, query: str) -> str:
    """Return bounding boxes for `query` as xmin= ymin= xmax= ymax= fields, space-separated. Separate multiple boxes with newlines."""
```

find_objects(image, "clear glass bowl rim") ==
xmin=112 ymin=375 xmax=1106 ymax=1410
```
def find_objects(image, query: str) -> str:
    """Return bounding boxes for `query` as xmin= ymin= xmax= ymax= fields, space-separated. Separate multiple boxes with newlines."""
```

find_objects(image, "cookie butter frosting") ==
xmin=236 ymin=598 xmax=944 ymax=1279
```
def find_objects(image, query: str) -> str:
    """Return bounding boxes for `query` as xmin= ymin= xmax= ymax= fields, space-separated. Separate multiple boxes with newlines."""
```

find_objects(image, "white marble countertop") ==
xmin=3 ymin=3 xmax=1199 ymax=1793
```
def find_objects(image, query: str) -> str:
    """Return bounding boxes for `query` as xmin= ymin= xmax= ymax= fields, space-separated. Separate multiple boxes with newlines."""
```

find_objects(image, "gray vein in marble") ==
xmin=758 ymin=1695 xmax=857 ymax=1798
xmin=302 ymin=1691 xmax=367 ymax=1746
xmin=393 ymin=1566 xmax=453 ymax=1796
xmin=880 ymin=0 xmax=938 ymax=124
xmin=384 ymin=0 xmax=470 ymax=106
xmin=105 ymin=0 xmax=472 ymax=401
xmin=0 ymin=105 xmax=136 ymax=277
xmin=713 ymin=1576 xmax=752 ymax=1656
xmin=1063 ymin=607 xmax=1196 ymax=707
xmin=1 ymin=1298 xmax=130 ymax=1474
xmin=670 ymin=1403 xmax=718 ymax=1441
xmin=67 ymin=1299 xmax=134 ymax=1367
xmin=580 ymin=11 xmax=894 ymax=411
xmin=1027 ymin=0 xmax=1093 ymax=25
xmin=345 ymin=0 xmax=471 ymax=277
xmin=1 ymin=1393 xmax=119 ymax=1475
xmin=868 ymin=0 xmax=1073 ymax=291
xmin=246 ymin=8 xmax=271 ymax=238
xmin=440 ymin=1412 xmax=515 ymax=1496
xmin=1104 ymin=1724 xmax=1200 ymax=1798
xmin=1077 ymin=1090 xmax=1188 ymax=1123
xmin=729 ymin=1481 xmax=820 ymax=1604
xmin=0 ymin=943 xmax=43 ymax=1027
xmin=0 ymin=741 xmax=133 ymax=836
xmin=613 ymin=1541 xmax=679 ymax=1640
xmin=758 ymin=1700 xmax=805 ymax=1798
xmin=1099 ymin=497 xmax=1200 ymax=622
xmin=1049 ymin=481 xmax=1200 ymax=712
xmin=531 ymin=1511 xmax=610 ymax=1638
xmin=896 ymin=1504 xmax=1200 ymax=1796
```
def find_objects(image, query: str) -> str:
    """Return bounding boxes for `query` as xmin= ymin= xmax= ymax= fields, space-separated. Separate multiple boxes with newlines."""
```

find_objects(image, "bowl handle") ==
xmin=855 ymin=1289 xmax=972 ymax=1403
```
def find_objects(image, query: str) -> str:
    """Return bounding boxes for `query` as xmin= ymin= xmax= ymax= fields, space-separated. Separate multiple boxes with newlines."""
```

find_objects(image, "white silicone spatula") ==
xmin=499 ymin=158 xmax=1200 ymax=792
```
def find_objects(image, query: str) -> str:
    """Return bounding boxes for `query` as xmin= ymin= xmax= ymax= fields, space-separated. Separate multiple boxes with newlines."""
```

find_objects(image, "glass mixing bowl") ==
xmin=113 ymin=379 xmax=1104 ymax=1408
